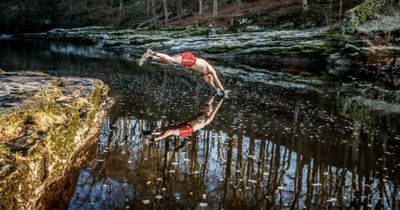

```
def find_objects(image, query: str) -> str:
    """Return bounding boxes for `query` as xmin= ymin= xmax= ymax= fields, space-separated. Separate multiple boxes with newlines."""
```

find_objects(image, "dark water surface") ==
xmin=1 ymin=39 xmax=400 ymax=209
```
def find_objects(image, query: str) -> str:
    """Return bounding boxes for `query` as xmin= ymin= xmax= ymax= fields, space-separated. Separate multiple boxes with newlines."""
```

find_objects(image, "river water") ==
xmin=1 ymin=38 xmax=399 ymax=209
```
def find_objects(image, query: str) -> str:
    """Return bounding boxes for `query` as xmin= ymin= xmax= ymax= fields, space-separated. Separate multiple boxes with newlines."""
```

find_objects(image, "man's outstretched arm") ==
xmin=207 ymin=64 xmax=224 ymax=91
xmin=205 ymin=98 xmax=224 ymax=125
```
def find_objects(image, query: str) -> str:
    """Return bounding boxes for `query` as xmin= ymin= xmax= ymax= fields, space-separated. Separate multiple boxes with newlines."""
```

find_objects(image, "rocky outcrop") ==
xmin=0 ymin=72 xmax=112 ymax=209
xmin=18 ymin=26 xmax=337 ymax=73
xmin=17 ymin=24 xmax=400 ymax=87
xmin=345 ymin=0 xmax=400 ymax=33
xmin=327 ymin=43 xmax=400 ymax=87
xmin=328 ymin=0 xmax=400 ymax=87
xmin=345 ymin=0 xmax=389 ymax=28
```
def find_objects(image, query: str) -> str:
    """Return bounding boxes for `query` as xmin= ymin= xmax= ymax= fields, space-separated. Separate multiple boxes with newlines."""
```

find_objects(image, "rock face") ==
xmin=344 ymin=0 xmax=400 ymax=33
xmin=345 ymin=0 xmax=388 ymax=28
xmin=339 ymin=0 xmax=400 ymax=87
xmin=17 ymin=24 xmax=400 ymax=87
xmin=0 ymin=72 xmax=111 ymax=209
xmin=19 ymin=26 xmax=336 ymax=72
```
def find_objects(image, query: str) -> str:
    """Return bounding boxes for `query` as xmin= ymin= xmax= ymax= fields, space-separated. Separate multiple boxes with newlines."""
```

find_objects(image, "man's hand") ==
xmin=214 ymin=89 xmax=226 ymax=96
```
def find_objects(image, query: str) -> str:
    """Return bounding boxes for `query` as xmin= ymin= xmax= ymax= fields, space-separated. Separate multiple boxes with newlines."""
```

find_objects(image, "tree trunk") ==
xmin=17 ymin=0 xmax=22 ymax=10
xmin=303 ymin=0 xmax=308 ymax=10
xmin=329 ymin=0 xmax=332 ymax=21
xmin=339 ymin=0 xmax=343 ymax=23
xmin=163 ymin=0 xmax=168 ymax=23
xmin=176 ymin=0 xmax=183 ymax=20
xmin=213 ymin=0 xmax=218 ymax=17
xmin=151 ymin=0 xmax=156 ymax=22
xmin=199 ymin=0 xmax=203 ymax=16
xmin=69 ymin=0 xmax=73 ymax=11
xmin=235 ymin=0 xmax=242 ymax=11
xmin=119 ymin=0 xmax=123 ymax=24
xmin=146 ymin=0 xmax=150 ymax=15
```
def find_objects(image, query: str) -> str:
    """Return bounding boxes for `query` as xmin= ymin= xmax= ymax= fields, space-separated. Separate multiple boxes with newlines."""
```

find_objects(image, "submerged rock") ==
xmin=342 ymin=96 xmax=400 ymax=129
xmin=0 ymin=72 xmax=111 ymax=209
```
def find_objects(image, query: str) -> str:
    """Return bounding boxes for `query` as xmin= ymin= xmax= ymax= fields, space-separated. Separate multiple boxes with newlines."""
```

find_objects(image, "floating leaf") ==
xmin=199 ymin=202 xmax=208 ymax=207
xmin=311 ymin=183 xmax=322 ymax=186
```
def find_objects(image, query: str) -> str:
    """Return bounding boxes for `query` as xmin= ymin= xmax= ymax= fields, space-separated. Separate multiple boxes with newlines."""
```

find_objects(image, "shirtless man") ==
xmin=139 ymin=49 xmax=225 ymax=95
xmin=144 ymin=96 xmax=224 ymax=142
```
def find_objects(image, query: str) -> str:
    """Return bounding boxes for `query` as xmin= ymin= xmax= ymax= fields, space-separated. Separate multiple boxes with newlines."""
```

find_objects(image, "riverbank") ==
xmin=15 ymin=23 xmax=400 ymax=88
xmin=0 ymin=72 xmax=112 ymax=209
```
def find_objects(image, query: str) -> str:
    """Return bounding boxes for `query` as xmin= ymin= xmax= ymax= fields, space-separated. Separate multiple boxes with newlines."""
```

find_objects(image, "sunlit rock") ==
xmin=0 ymin=71 xmax=111 ymax=210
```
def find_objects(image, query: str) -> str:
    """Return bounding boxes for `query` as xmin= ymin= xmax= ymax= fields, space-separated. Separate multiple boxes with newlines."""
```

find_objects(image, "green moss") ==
xmin=346 ymin=0 xmax=391 ymax=27
xmin=0 ymin=74 xmax=109 ymax=210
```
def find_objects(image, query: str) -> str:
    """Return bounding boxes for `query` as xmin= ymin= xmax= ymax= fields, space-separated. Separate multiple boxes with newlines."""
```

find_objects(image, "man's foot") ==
xmin=139 ymin=49 xmax=154 ymax=66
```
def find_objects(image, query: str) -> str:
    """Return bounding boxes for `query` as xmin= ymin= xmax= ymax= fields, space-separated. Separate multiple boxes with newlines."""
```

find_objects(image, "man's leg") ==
xmin=139 ymin=49 xmax=179 ymax=66
xmin=154 ymin=128 xmax=180 ymax=141
xmin=151 ymin=52 xmax=176 ymax=64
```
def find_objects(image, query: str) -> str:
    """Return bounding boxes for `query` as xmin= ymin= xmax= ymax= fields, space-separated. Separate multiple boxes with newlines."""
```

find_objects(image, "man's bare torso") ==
xmin=187 ymin=114 xmax=208 ymax=131
xmin=190 ymin=58 xmax=211 ymax=75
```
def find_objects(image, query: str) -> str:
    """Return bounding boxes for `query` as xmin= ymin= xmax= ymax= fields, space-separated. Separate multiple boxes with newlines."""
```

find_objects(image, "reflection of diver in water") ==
xmin=144 ymin=96 xmax=224 ymax=142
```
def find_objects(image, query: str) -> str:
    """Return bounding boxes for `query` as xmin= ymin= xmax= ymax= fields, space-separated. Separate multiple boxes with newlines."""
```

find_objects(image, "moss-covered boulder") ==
xmin=345 ymin=0 xmax=386 ymax=27
xmin=0 ymin=72 xmax=111 ymax=209
xmin=345 ymin=0 xmax=400 ymax=33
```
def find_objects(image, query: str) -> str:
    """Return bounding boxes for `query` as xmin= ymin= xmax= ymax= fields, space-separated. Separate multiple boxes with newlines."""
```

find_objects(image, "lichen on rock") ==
xmin=0 ymin=71 xmax=112 ymax=210
xmin=345 ymin=0 xmax=400 ymax=33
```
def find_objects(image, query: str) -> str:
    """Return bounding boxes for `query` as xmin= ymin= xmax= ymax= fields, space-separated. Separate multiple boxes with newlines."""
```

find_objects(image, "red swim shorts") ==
xmin=178 ymin=52 xmax=197 ymax=67
xmin=178 ymin=123 xmax=194 ymax=137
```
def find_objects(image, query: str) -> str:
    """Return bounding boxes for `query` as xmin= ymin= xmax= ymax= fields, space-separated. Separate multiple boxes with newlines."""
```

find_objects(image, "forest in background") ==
xmin=0 ymin=0 xmax=369 ymax=33
xmin=0 ymin=0 xmax=399 ymax=33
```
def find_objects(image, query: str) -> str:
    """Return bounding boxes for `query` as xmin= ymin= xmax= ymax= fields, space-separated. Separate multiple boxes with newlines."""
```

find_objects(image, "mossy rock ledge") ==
xmin=0 ymin=71 xmax=111 ymax=209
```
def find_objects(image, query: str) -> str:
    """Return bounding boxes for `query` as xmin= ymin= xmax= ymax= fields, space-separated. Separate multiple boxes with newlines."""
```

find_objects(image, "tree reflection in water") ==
xmin=69 ymin=107 xmax=400 ymax=210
